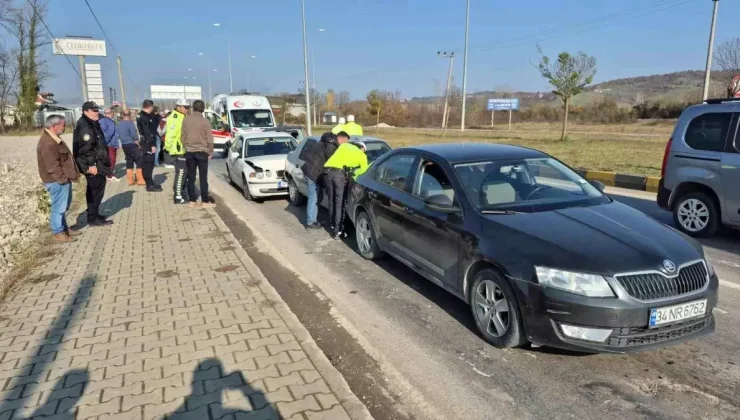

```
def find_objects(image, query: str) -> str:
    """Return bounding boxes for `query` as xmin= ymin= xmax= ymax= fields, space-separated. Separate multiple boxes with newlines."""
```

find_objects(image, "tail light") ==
xmin=661 ymin=138 xmax=672 ymax=177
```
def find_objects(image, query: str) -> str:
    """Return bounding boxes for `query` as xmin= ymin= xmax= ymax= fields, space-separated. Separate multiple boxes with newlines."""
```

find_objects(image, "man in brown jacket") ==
xmin=37 ymin=115 xmax=80 ymax=242
xmin=181 ymin=100 xmax=215 ymax=208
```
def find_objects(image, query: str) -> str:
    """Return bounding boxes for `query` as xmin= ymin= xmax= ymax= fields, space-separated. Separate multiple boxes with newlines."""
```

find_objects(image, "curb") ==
xmin=576 ymin=169 xmax=660 ymax=193
xmin=207 ymin=184 xmax=373 ymax=420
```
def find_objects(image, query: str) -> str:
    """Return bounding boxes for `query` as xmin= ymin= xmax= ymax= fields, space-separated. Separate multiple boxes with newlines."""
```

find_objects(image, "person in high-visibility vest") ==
xmin=331 ymin=117 xmax=346 ymax=134
xmin=165 ymin=99 xmax=191 ymax=204
xmin=343 ymin=115 xmax=363 ymax=136
xmin=324 ymin=132 xmax=368 ymax=239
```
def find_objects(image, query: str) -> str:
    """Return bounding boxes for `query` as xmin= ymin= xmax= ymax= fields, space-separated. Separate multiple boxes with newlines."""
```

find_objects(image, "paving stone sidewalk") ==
xmin=0 ymin=171 xmax=369 ymax=419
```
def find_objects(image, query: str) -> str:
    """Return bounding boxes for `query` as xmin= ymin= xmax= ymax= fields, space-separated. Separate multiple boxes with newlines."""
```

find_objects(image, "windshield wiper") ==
xmin=481 ymin=209 xmax=524 ymax=215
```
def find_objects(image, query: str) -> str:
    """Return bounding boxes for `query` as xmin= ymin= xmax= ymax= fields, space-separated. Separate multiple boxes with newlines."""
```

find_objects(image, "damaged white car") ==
xmin=225 ymin=132 xmax=298 ymax=202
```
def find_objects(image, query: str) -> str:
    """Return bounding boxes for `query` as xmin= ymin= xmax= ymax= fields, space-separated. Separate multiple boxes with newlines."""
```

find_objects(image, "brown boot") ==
xmin=135 ymin=168 xmax=146 ymax=186
xmin=126 ymin=169 xmax=135 ymax=186
xmin=66 ymin=228 xmax=82 ymax=237
xmin=53 ymin=232 xmax=74 ymax=243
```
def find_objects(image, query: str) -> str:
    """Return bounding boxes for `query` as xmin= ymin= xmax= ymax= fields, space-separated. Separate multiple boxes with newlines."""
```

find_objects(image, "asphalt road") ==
xmin=209 ymin=159 xmax=740 ymax=420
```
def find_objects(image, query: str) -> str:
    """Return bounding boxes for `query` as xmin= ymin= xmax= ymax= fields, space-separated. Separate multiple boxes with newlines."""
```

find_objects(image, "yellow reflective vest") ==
xmin=343 ymin=121 xmax=363 ymax=136
xmin=324 ymin=143 xmax=369 ymax=180
xmin=331 ymin=123 xmax=345 ymax=134
xmin=164 ymin=110 xmax=187 ymax=156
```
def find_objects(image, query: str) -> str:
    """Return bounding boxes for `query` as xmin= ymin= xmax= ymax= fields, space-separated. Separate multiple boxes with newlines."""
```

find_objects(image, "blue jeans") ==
xmin=306 ymin=177 xmax=320 ymax=225
xmin=154 ymin=136 xmax=162 ymax=166
xmin=44 ymin=182 xmax=72 ymax=234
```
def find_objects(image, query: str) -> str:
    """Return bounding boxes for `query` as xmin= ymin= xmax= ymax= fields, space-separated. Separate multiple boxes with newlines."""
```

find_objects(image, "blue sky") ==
xmin=36 ymin=0 xmax=740 ymax=105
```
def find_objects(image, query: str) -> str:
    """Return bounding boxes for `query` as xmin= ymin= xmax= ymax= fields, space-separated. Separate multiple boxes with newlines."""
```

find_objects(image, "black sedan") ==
xmin=346 ymin=143 xmax=718 ymax=353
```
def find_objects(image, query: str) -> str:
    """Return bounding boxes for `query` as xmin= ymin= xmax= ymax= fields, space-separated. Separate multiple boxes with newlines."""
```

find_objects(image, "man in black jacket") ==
xmin=299 ymin=132 xmax=338 ymax=229
xmin=73 ymin=101 xmax=113 ymax=227
xmin=136 ymin=100 xmax=163 ymax=192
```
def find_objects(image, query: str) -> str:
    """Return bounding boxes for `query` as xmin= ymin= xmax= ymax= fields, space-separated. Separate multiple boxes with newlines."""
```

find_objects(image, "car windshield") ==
xmin=230 ymin=110 xmax=274 ymax=128
xmin=362 ymin=142 xmax=392 ymax=162
xmin=245 ymin=137 xmax=297 ymax=157
xmin=454 ymin=157 xmax=608 ymax=212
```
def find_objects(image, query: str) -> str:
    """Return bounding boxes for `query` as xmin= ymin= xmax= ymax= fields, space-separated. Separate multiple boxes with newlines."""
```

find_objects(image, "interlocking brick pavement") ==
xmin=0 ymin=171 xmax=370 ymax=419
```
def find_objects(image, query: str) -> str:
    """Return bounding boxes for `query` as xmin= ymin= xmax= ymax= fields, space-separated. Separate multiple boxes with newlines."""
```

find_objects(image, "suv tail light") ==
xmin=661 ymin=138 xmax=672 ymax=177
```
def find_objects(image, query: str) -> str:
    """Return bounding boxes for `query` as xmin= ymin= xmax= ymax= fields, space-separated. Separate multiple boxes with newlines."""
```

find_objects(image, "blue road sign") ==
xmin=487 ymin=98 xmax=519 ymax=111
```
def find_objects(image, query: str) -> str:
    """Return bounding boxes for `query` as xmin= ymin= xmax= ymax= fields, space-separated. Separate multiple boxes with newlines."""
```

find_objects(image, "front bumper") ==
xmin=657 ymin=178 xmax=671 ymax=210
xmin=248 ymin=180 xmax=289 ymax=198
xmin=516 ymin=274 xmax=718 ymax=353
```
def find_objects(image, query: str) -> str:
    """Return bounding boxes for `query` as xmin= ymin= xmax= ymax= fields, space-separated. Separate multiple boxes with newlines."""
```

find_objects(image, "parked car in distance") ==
xmin=225 ymin=132 xmax=298 ymax=202
xmin=658 ymin=97 xmax=740 ymax=237
xmin=284 ymin=136 xmax=392 ymax=207
xmin=347 ymin=143 xmax=718 ymax=353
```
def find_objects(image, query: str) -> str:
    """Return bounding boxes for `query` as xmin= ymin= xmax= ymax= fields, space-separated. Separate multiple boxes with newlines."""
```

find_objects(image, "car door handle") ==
xmin=403 ymin=207 xmax=415 ymax=215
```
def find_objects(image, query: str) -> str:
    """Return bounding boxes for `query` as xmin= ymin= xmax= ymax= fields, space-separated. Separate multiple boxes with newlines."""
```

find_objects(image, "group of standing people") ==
xmin=299 ymin=127 xmax=368 ymax=240
xmin=36 ymin=98 xmax=215 ymax=243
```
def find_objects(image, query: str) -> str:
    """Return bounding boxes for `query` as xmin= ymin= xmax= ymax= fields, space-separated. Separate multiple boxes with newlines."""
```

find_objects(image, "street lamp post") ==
xmin=198 ymin=53 xmax=213 ymax=102
xmin=301 ymin=0 xmax=312 ymax=136
xmin=438 ymin=52 xmax=455 ymax=137
xmin=312 ymin=28 xmax=325 ymax=127
xmin=702 ymin=0 xmax=720 ymax=101
xmin=460 ymin=0 xmax=470 ymax=132
xmin=213 ymin=23 xmax=234 ymax=93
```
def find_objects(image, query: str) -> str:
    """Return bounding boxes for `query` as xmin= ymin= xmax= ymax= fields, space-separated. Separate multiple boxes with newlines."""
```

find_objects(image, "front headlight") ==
xmin=256 ymin=172 xmax=265 ymax=179
xmin=535 ymin=267 xmax=615 ymax=297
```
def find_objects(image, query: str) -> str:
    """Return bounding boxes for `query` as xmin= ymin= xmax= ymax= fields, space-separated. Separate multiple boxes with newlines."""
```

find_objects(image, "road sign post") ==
xmin=509 ymin=110 xmax=512 ymax=131
xmin=487 ymin=99 xmax=519 ymax=131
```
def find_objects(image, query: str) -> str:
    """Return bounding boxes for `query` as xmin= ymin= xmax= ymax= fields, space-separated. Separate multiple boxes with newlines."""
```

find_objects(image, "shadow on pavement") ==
xmin=28 ymin=369 xmax=89 ymax=419
xmin=72 ymin=190 xmax=136 ymax=229
xmin=0 ymin=277 xmax=96 ymax=418
xmin=168 ymin=358 xmax=279 ymax=419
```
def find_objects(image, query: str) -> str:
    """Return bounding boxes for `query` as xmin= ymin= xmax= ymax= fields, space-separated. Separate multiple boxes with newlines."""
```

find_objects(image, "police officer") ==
xmin=137 ymin=100 xmax=163 ymax=192
xmin=73 ymin=101 xmax=113 ymax=227
xmin=343 ymin=115 xmax=363 ymax=136
xmin=323 ymin=131 xmax=368 ymax=239
xmin=165 ymin=99 xmax=191 ymax=204
xmin=331 ymin=117 xmax=346 ymax=134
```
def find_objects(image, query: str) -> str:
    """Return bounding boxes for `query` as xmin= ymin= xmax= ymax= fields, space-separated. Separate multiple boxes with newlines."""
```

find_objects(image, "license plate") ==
xmin=277 ymin=181 xmax=286 ymax=188
xmin=649 ymin=299 xmax=707 ymax=328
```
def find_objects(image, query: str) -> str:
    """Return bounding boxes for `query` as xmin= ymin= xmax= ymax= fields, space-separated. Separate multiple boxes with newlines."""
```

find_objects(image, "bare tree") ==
xmin=0 ymin=42 xmax=18 ymax=132
xmin=337 ymin=90 xmax=350 ymax=114
xmin=537 ymin=46 xmax=596 ymax=140
xmin=366 ymin=90 xmax=382 ymax=134
xmin=714 ymin=38 xmax=740 ymax=95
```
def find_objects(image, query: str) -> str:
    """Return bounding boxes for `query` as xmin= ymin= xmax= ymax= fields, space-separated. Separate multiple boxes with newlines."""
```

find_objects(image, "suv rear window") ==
xmin=685 ymin=113 xmax=732 ymax=152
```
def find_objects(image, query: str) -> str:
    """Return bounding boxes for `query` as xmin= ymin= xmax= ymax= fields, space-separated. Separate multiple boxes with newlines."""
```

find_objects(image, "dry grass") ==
xmin=348 ymin=123 xmax=673 ymax=177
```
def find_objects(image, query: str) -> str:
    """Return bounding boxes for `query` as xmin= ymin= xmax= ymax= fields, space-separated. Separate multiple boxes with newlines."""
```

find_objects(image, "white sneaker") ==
xmin=106 ymin=176 xmax=119 ymax=182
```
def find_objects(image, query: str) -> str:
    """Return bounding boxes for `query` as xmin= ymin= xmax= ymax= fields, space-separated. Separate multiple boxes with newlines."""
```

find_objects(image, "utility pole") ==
xmin=460 ymin=0 xmax=470 ymax=132
xmin=702 ymin=0 xmax=720 ymax=101
xmin=301 ymin=0 xmax=312 ymax=136
xmin=117 ymin=55 xmax=127 ymax=110
xmin=228 ymin=38 xmax=233 ymax=93
xmin=312 ymin=51 xmax=317 ymax=127
xmin=78 ymin=55 xmax=88 ymax=102
xmin=438 ymin=52 xmax=454 ymax=136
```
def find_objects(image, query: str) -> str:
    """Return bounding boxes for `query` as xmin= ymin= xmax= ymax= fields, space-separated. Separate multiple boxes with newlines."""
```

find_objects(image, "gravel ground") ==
xmin=0 ymin=132 xmax=70 ymax=274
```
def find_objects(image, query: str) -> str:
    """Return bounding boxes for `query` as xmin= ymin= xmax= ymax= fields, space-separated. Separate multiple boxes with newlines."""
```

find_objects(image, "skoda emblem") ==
xmin=663 ymin=259 xmax=677 ymax=273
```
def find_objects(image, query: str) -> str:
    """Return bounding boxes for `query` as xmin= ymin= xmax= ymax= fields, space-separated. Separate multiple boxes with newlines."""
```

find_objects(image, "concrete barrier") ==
xmin=578 ymin=170 xmax=660 ymax=193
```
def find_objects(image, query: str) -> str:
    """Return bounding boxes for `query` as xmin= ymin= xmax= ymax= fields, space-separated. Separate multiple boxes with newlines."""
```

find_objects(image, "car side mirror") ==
xmin=424 ymin=194 xmax=460 ymax=214
xmin=589 ymin=180 xmax=606 ymax=192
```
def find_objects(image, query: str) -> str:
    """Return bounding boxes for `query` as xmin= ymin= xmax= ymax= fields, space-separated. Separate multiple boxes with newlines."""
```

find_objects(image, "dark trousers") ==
xmin=85 ymin=174 xmax=106 ymax=221
xmin=173 ymin=156 xmax=188 ymax=198
xmin=122 ymin=144 xmax=141 ymax=169
xmin=325 ymin=169 xmax=348 ymax=233
xmin=141 ymin=153 xmax=155 ymax=185
xmin=186 ymin=151 xmax=209 ymax=202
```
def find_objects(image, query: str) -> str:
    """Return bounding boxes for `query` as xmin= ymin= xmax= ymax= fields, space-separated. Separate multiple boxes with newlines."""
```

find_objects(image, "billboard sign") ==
xmin=150 ymin=85 xmax=203 ymax=101
xmin=487 ymin=98 xmax=519 ymax=111
xmin=85 ymin=63 xmax=104 ymax=105
xmin=53 ymin=38 xmax=107 ymax=57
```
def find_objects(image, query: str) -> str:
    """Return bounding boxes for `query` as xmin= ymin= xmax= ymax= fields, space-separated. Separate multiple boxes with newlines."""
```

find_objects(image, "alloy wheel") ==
xmin=473 ymin=280 xmax=510 ymax=338
xmin=357 ymin=217 xmax=373 ymax=255
xmin=677 ymin=198 xmax=709 ymax=233
xmin=289 ymin=180 xmax=297 ymax=202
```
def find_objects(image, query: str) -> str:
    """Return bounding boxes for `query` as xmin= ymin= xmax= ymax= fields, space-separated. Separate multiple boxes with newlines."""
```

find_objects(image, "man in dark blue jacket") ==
xmin=73 ymin=101 xmax=113 ymax=227
xmin=299 ymin=132 xmax=338 ymax=229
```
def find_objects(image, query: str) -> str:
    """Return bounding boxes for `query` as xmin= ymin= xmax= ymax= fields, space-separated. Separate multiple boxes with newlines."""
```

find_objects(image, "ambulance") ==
xmin=205 ymin=94 xmax=277 ymax=155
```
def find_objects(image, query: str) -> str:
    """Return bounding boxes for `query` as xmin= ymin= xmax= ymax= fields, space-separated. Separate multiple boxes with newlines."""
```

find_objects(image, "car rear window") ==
xmin=684 ymin=112 xmax=733 ymax=152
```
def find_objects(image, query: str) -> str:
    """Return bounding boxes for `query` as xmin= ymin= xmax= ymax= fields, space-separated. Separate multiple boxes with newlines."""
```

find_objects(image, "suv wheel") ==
xmin=470 ymin=269 xmax=527 ymax=349
xmin=673 ymin=192 xmax=719 ymax=237
xmin=288 ymin=179 xmax=306 ymax=206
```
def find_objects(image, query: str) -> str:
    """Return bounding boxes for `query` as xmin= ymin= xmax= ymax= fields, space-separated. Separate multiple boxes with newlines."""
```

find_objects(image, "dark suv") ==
xmin=347 ymin=143 xmax=717 ymax=353
xmin=658 ymin=98 xmax=740 ymax=237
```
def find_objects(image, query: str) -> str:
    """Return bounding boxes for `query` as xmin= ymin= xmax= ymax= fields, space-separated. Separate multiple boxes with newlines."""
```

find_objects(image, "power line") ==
xmin=82 ymin=0 xmax=140 ymax=104
xmin=24 ymin=0 xmax=82 ymax=80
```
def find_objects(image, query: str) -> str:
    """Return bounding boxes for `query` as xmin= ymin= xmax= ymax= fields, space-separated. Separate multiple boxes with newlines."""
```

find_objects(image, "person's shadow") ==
xmin=168 ymin=358 xmax=280 ymax=419
xmin=28 ymin=369 xmax=89 ymax=419
xmin=71 ymin=190 xmax=135 ymax=228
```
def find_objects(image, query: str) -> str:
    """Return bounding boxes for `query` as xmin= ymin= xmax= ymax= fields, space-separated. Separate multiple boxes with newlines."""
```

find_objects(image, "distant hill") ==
xmin=405 ymin=70 xmax=734 ymax=108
